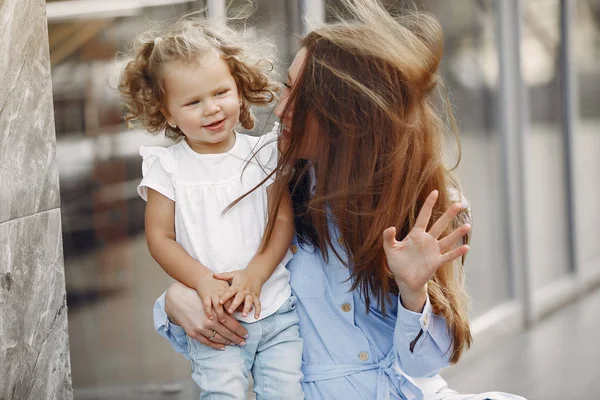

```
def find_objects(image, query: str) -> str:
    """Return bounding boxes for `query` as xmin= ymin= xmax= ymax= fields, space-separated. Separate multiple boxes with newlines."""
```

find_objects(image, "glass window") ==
xmin=327 ymin=0 xmax=512 ymax=317
xmin=520 ymin=0 xmax=572 ymax=289
xmin=420 ymin=0 xmax=512 ymax=317
xmin=49 ymin=2 xmax=204 ymax=394
xmin=228 ymin=0 xmax=298 ymax=135
xmin=574 ymin=0 xmax=600 ymax=276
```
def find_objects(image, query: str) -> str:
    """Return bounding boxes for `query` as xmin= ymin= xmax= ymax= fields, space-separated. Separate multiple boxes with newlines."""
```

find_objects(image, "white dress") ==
xmin=138 ymin=129 xmax=292 ymax=323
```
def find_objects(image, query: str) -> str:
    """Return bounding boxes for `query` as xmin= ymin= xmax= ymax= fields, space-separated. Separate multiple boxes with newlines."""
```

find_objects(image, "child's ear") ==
xmin=160 ymin=106 xmax=175 ymax=126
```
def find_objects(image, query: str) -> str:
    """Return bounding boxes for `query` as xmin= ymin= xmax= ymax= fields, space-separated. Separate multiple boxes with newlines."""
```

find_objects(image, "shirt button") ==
xmin=422 ymin=314 xmax=429 ymax=326
xmin=358 ymin=351 xmax=369 ymax=361
xmin=290 ymin=244 xmax=298 ymax=254
xmin=341 ymin=303 xmax=351 ymax=312
xmin=337 ymin=236 xmax=343 ymax=245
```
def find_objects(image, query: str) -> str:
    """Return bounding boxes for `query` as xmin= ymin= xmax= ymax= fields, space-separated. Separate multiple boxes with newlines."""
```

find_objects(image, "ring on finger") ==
xmin=208 ymin=330 xmax=217 ymax=341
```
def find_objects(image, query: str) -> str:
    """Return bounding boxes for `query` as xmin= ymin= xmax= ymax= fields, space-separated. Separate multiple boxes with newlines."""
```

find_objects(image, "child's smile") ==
xmin=161 ymin=53 xmax=241 ymax=154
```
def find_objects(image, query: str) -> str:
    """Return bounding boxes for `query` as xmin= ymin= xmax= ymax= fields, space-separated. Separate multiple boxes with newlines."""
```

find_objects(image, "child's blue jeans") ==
xmin=186 ymin=295 xmax=304 ymax=399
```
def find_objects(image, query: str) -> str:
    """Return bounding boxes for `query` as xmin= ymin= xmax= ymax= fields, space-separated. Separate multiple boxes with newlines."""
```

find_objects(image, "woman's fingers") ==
xmin=429 ymin=202 xmax=462 ymax=239
xmin=201 ymin=329 xmax=229 ymax=346
xmin=194 ymin=314 xmax=247 ymax=347
xmin=209 ymin=332 xmax=231 ymax=346
xmin=187 ymin=320 xmax=228 ymax=350
xmin=190 ymin=333 xmax=226 ymax=351
xmin=382 ymin=227 xmax=397 ymax=250
xmin=414 ymin=190 xmax=438 ymax=231
xmin=219 ymin=314 xmax=249 ymax=344
xmin=440 ymin=244 xmax=470 ymax=265
xmin=438 ymin=224 xmax=471 ymax=252
xmin=164 ymin=283 xmax=245 ymax=349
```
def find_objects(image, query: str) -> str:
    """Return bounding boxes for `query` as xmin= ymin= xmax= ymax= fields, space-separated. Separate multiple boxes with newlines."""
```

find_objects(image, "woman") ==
xmin=153 ymin=1 xmax=526 ymax=399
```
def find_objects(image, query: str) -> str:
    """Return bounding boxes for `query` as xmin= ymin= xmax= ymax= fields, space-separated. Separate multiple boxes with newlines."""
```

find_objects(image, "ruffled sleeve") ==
xmin=137 ymin=145 xmax=175 ymax=202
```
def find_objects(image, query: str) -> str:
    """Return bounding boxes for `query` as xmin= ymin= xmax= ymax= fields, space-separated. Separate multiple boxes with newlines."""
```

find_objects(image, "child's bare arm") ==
xmin=214 ymin=187 xmax=294 ymax=318
xmin=145 ymin=188 xmax=229 ymax=321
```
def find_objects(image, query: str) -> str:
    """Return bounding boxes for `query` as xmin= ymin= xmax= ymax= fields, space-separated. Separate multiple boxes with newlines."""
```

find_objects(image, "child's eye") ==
xmin=186 ymin=100 xmax=200 ymax=106
xmin=215 ymin=89 xmax=229 ymax=96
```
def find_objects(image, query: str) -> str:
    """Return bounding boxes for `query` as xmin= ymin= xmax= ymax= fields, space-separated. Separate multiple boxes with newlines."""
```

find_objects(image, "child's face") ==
xmin=161 ymin=53 xmax=241 ymax=153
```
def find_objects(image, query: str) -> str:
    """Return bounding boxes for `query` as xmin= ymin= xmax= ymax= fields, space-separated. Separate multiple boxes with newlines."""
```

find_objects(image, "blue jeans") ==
xmin=186 ymin=295 xmax=304 ymax=400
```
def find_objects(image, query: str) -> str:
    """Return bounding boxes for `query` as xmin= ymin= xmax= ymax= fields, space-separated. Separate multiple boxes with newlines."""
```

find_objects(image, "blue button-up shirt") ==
xmin=153 ymin=223 xmax=461 ymax=400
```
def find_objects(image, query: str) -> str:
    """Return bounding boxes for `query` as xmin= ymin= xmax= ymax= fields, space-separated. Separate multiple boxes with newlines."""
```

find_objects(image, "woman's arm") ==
xmin=383 ymin=190 xmax=471 ymax=377
xmin=145 ymin=188 xmax=229 ymax=321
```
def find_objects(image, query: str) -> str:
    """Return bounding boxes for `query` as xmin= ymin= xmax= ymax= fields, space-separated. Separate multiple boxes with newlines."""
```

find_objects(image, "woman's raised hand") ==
xmin=382 ymin=190 xmax=471 ymax=307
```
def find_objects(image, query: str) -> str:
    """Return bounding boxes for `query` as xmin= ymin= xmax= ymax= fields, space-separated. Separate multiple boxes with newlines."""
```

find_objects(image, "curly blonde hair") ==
xmin=118 ymin=17 xmax=279 ymax=141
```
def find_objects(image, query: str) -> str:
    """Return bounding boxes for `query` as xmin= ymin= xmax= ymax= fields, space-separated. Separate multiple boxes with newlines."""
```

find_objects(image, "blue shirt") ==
xmin=153 ymin=229 xmax=455 ymax=400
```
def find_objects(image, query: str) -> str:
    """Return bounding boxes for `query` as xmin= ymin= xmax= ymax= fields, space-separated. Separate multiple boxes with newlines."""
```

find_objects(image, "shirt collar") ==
xmin=308 ymin=161 xmax=316 ymax=195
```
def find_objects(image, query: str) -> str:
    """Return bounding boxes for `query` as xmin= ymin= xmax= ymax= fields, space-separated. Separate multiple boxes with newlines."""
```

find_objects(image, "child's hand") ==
xmin=213 ymin=269 xmax=262 ymax=319
xmin=195 ymin=277 xmax=231 ymax=322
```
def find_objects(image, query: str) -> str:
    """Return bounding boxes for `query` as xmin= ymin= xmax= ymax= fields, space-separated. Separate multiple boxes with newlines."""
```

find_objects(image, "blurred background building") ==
xmin=43 ymin=0 xmax=600 ymax=399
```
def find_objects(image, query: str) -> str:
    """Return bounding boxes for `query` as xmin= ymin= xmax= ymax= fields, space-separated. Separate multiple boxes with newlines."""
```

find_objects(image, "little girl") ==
xmin=119 ymin=18 xmax=304 ymax=399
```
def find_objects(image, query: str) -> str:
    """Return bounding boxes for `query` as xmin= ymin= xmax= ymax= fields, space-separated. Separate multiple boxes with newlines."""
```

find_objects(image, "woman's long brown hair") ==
xmin=257 ymin=0 xmax=472 ymax=363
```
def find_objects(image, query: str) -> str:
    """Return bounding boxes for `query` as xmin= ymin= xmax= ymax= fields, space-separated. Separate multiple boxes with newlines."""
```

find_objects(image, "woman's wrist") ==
xmin=396 ymin=281 xmax=428 ymax=313
xmin=164 ymin=281 xmax=188 ymax=326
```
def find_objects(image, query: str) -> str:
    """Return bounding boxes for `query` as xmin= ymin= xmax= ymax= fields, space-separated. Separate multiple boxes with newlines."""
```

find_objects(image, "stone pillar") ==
xmin=0 ymin=0 xmax=73 ymax=399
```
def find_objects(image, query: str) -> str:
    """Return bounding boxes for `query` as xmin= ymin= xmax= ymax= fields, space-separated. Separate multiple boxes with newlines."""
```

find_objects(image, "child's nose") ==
xmin=203 ymin=101 xmax=220 ymax=116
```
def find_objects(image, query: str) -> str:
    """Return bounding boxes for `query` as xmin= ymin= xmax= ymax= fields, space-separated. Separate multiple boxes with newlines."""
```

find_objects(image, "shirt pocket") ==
xmin=287 ymin=243 xmax=327 ymax=299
